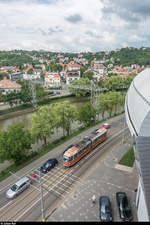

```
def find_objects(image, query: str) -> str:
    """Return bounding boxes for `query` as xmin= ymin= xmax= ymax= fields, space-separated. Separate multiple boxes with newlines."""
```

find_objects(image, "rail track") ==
xmin=0 ymin=122 xmax=130 ymax=221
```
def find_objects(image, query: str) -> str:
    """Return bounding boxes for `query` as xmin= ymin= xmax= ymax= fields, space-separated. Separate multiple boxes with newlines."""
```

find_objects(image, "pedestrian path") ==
xmin=115 ymin=164 xmax=133 ymax=172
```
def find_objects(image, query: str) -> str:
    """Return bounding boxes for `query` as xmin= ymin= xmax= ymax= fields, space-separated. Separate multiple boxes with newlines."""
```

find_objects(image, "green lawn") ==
xmin=119 ymin=148 xmax=135 ymax=167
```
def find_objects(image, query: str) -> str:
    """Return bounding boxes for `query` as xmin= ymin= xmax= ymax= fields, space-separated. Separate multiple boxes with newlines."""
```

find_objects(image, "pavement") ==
xmin=48 ymin=135 xmax=138 ymax=222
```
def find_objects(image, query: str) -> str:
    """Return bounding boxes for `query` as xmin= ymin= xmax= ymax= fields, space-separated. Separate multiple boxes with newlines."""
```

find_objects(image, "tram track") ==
xmin=0 ymin=120 xmax=129 ymax=221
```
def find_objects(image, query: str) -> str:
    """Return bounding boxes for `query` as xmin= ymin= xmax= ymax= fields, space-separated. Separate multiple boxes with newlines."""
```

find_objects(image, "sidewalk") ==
xmin=48 ymin=136 xmax=138 ymax=222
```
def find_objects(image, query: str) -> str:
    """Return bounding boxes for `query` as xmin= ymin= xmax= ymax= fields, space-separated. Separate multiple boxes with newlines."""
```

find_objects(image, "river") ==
xmin=0 ymin=97 xmax=90 ymax=130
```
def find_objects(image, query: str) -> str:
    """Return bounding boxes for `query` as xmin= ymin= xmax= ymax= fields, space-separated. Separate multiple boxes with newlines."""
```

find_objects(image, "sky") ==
xmin=1 ymin=0 xmax=150 ymax=52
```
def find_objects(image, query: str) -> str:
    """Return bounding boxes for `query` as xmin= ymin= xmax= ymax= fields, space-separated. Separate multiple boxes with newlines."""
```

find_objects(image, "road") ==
xmin=0 ymin=115 xmax=128 ymax=221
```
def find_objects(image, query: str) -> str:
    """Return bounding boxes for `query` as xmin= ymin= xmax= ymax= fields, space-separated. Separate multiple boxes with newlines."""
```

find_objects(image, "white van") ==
xmin=6 ymin=176 xmax=30 ymax=198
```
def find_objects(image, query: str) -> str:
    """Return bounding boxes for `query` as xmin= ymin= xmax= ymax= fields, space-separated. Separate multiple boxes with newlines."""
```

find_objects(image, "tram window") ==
xmin=93 ymin=137 xmax=98 ymax=144
xmin=64 ymin=156 xmax=73 ymax=162
xmin=101 ymin=134 xmax=104 ymax=138
xmin=80 ymin=148 xmax=84 ymax=154
xmin=74 ymin=153 xmax=78 ymax=158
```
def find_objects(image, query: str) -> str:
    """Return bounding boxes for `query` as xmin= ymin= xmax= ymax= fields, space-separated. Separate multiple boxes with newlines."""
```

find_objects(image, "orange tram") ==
xmin=63 ymin=127 xmax=107 ymax=167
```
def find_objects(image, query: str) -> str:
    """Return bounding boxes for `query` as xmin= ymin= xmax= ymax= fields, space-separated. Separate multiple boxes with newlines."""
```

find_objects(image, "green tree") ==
xmin=36 ymin=84 xmax=48 ymax=101
xmin=98 ymin=93 xmax=109 ymax=119
xmin=69 ymin=78 xmax=92 ymax=97
xmin=31 ymin=105 xmax=56 ymax=145
xmin=28 ymin=68 xmax=33 ymax=74
xmin=0 ymin=123 xmax=32 ymax=165
xmin=78 ymin=102 xmax=96 ymax=126
xmin=0 ymin=72 xmax=9 ymax=80
xmin=54 ymin=101 xmax=77 ymax=136
xmin=82 ymin=70 xmax=94 ymax=80
xmin=5 ymin=90 xmax=19 ymax=107
xmin=49 ymin=63 xmax=62 ymax=72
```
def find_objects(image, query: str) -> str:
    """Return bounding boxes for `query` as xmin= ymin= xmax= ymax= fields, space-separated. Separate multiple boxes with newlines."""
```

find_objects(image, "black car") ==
xmin=40 ymin=158 xmax=58 ymax=173
xmin=116 ymin=192 xmax=133 ymax=221
xmin=99 ymin=196 xmax=113 ymax=222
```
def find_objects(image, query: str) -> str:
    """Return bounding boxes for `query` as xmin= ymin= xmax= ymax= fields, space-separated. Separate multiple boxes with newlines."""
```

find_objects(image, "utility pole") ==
xmin=39 ymin=170 xmax=46 ymax=222
xmin=30 ymin=81 xmax=37 ymax=108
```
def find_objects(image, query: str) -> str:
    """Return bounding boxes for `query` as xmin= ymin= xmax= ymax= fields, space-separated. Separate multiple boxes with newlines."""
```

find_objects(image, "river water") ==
xmin=0 ymin=97 xmax=90 ymax=130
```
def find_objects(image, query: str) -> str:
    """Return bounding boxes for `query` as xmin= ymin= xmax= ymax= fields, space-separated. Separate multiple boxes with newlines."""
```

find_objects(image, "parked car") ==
xmin=101 ymin=123 xmax=111 ymax=129
xmin=99 ymin=196 xmax=113 ymax=222
xmin=40 ymin=158 xmax=58 ymax=173
xmin=116 ymin=192 xmax=133 ymax=221
xmin=6 ymin=176 xmax=30 ymax=199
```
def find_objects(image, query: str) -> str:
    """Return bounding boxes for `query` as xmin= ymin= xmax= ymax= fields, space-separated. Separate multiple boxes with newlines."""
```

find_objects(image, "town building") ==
xmin=44 ymin=73 xmax=61 ymax=88
xmin=0 ymin=77 xmax=22 ymax=94
xmin=66 ymin=64 xmax=81 ymax=85
xmin=125 ymin=68 xmax=150 ymax=221
xmin=9 ymin=72 xmax=24 ymax=81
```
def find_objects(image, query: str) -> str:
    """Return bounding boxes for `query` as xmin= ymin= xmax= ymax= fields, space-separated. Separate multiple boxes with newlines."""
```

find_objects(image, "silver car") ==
xmin=6 ymin=176 xmax=30 ymax=199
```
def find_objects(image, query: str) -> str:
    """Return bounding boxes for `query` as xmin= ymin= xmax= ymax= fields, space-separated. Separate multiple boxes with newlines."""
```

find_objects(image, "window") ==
xmin=19 ymin=183 xmax=26 ymax=189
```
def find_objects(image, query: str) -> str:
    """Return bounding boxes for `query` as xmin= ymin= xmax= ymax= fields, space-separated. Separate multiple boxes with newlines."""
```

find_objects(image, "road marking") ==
xmin=0 ymin=200 xmax=12 ymax=212
xmin=15 ymin=190 xmax=48 ymax=221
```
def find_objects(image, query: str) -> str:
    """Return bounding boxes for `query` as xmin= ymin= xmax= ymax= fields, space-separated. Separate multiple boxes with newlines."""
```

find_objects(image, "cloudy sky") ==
xmin=1 ymin=0 xmax=150 ymax=52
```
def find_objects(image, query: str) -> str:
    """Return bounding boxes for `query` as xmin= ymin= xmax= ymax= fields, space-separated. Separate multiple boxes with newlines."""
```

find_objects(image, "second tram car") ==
xmin=63 ymin=127 xmax=107 ymax=167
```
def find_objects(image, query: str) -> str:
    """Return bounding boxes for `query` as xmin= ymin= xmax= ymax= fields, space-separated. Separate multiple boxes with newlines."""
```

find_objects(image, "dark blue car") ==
xmin=40 ymin=158 xmax=58 ymax=173
xmin=99 ymin=196 xmax=113 ymax=222
xmin=116 ymin=192 xmax=133 ymax=221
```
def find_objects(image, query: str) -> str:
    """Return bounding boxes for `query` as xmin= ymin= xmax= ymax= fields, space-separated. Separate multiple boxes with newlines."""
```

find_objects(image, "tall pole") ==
xmin=39 ymin=170 xmax=46 ymax=222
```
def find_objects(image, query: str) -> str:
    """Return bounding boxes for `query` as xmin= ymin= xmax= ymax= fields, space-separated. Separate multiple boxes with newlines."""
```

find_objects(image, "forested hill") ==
xmin=108 ymin=47 xmax=150 ymax=66
xmin=0 ymin=47 xmax=150 ymax=67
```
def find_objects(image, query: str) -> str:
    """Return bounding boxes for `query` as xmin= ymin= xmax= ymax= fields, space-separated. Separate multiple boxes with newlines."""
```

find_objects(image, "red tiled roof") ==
xmin=44 ymin=74 xmax=49 ymax=78
xmin=54 ymin=74 xmax=60 ymax=78
xmin=70 ymin=64 xmax=81 ymax=67
xmin=0 ymin=77 xmax=22 ymax=89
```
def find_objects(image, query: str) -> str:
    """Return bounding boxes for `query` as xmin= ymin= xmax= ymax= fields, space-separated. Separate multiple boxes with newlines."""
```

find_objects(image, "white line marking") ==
xmin=0 ymin=200 xmax=12 ymax=212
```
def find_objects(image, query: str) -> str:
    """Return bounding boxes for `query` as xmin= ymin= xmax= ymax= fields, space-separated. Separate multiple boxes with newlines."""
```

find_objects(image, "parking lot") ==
xmin=49 ymin=136 xmax=138 ymax=222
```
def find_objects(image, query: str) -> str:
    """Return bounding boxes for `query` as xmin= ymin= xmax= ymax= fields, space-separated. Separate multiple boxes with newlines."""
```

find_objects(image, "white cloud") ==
xmin=0 ymin=0 xmax=150 ymax=52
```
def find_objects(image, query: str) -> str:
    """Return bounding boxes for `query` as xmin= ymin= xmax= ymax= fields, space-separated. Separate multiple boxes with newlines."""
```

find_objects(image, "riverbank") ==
xmin=0 ymin=94 xmax=75 ymax=121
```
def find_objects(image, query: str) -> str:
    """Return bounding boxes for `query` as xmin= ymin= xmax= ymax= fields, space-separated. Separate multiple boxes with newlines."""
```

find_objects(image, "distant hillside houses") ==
xmin=0 ymin=77 xmax=22 ymax=94
xmin=0 ymin=66 xmax=19 ymax=73
xmin=108 ymin=66 xmax=139 ymax=77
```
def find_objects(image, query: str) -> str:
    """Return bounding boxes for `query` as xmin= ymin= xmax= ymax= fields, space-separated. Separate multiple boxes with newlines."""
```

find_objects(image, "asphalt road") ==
xmin=0 ymin=114 xmax=129 ymax=221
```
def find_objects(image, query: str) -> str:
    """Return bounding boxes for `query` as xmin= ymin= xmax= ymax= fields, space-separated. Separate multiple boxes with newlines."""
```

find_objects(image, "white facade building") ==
xmin=44 ymin=73 xmax=60 ymax=87
xmin=66 ymin=64 xmax=81 ymax=85
xmin=23 ymin=73 xmax=41 ymax=80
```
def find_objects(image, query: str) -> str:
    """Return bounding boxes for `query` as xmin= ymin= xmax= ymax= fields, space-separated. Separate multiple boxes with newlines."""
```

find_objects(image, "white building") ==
xmin=23 ymin=73 xmax=41 ymax=80
xmin=67 ymin=64 xmax=81 ymax=72
xmin=125 ymin=68 xmax=150 ymax=221
xmin=0 ymin=77 xmax=22 ymax=94
xmin=66 ymin=64 xmax=81 ymax=85
xmin=44 ymin=73 xmax=61 ymax=87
